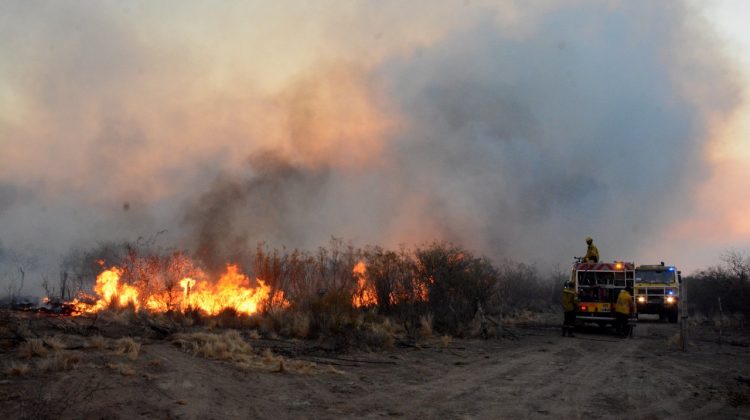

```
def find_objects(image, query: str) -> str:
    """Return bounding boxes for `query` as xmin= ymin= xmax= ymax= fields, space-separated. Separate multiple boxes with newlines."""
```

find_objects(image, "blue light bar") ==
xmin=668 ymin=267 xmax=675 ymax=272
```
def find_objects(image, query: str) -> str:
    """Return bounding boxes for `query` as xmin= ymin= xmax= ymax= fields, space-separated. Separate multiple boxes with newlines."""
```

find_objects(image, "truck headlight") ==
xmin=637 ymin=296 xmax=646 ymax=303
xmin=666 ymin=296 xmax=675 ymax=304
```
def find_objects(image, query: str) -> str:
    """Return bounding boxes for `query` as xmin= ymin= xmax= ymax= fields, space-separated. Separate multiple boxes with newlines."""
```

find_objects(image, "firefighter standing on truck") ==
xmin=562 ymin=281 xmax=578 ymax=337
xmin=583 ymin=237 xmax=599 ymax=263
xmin=615 ymin=286 xmax=635 ymax=337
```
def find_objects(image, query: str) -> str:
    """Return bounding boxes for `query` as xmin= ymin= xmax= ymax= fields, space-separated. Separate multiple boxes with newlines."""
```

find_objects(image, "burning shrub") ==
xmin=363 ymin=247 xmax=419 ymax=312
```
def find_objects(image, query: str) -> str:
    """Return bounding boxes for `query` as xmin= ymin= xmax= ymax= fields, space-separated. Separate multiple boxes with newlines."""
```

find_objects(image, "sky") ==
xmin=1 ymin=0 xmax=749 ymax=294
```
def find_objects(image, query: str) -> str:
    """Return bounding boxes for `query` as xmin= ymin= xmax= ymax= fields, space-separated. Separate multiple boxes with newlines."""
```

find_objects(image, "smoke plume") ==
xmin=0 ymin=1 xmax=742 ymax=293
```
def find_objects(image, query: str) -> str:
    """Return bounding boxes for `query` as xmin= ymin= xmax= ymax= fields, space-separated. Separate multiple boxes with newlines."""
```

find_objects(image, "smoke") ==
xmin=0 ymin=1 xmax=742 ymax=293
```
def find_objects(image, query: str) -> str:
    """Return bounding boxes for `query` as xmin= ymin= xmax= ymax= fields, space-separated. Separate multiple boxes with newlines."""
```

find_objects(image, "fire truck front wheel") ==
xmin=668 ymin=309 xmax=678 ymax=323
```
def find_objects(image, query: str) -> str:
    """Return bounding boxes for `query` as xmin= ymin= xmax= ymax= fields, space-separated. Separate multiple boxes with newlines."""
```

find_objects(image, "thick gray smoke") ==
xmin=183 ymin=2 xmax=739 ymax=268
xmin=0 ymin=1 xmax=741 ymax=295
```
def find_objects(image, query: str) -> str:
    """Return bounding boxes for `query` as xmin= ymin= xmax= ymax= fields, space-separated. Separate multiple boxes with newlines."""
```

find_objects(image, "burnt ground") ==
xmin=1 ymin=311 xmax=749 ymax=419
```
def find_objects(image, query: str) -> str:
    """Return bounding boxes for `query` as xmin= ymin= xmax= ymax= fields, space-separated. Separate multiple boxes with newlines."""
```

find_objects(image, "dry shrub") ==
xmin=86 ymin=335 xmax=106 ymax=350
xmin=248 ymin=329 xmax=261 ymax=340
xmin=418 ymin=315 xmax=433 ymax=339
xmin=18 ymin=339 xmax=48 ymax=359
xmin=44 ymin=336 xmax=65 ymax=352
xmin=107 ymin=362 xmax=135 ymax=376
xmin=359 ymin=322 xmax=395 ymax=350
xmin=440 ymin=334 xmax=453 ymax=349
xmin=212 ymin=308 xmax=257 ymax=330
xmin=115 ymin=337 xmax=141 ymax=360
xmin=326 ymin=364 xmax=345 ymax=375
xmin=264 ymin=310 xmax=312 ymax=339
xmin=289 ymin=312 xmax=311 ymax=338
xmin=173 ymin=330 xmax=253 ymax=361
xmin=5 ymin=361 xmax=29 ymax=376
xmin=38 ymin=353 xmax=80 ymax=372
xmin=173 ymin=331 xmax=316 ymax=373
xmin=99 ymin=308 xmax=137 ymax=326
xmin=667 ymin=333 xmax=681 ymax=349
xmin=415 ymin=243 xmax=498 ymax=336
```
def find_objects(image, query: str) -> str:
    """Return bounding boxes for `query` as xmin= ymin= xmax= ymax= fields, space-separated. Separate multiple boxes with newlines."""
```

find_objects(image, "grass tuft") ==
xmin=18 ymin=339 xmax=48 ymax=359
xmin=115 ymin=337 xmax=141 ymax=360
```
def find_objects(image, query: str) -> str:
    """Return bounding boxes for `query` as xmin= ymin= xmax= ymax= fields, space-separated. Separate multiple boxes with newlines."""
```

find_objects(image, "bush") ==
xmin=415 ymin=243 xmax=499 ymax=336
xmin=686 ymin=251 xmax=750 ymax=321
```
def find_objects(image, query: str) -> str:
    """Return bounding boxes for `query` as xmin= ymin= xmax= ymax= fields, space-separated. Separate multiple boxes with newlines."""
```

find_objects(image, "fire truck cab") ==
xmin=634 ymin=263 xmax=680 ymax=323
xmin=572 ymin=261 xmax=636 ymax=327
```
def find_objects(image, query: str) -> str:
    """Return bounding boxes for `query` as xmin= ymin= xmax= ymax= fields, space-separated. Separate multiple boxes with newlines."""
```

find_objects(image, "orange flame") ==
xmin=71 ymin=263 xmax=288 ymax=316
xmin=352 ymin=261 xmax=377 ymax=307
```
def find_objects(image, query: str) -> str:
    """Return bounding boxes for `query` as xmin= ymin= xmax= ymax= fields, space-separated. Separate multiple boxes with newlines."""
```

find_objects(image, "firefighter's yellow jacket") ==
xmin=615 ymin=290 xmax=634 ymax=315
xmin=562 ymin=288 xmax=577 ymax=312
xmin=584 ymin=244 xmax=600 ymax=263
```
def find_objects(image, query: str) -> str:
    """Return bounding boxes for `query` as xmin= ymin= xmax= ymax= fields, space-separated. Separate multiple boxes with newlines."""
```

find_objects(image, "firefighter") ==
xmin=583 ymin=237 xmax=599 ymax=263
xmin=562 ymin=281 xmax=578 ymax=337
xmin=615 ymin=286 xmax=635 ymax=337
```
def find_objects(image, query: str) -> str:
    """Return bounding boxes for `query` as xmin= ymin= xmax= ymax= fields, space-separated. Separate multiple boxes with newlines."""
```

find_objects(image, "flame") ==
xmin=352 ymin=261 xmax=377 ymax=307
xmin=70 ymin=263 xmax=288 ymax=316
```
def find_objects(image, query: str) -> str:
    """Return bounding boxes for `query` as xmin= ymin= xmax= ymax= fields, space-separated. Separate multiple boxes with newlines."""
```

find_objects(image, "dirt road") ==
xmin=2 ymin=318 xmax=749 ymax=419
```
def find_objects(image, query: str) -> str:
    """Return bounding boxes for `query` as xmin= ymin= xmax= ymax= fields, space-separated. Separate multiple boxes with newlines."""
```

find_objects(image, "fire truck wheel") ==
xmin=668 ymin=310 xmax=678 ymax=323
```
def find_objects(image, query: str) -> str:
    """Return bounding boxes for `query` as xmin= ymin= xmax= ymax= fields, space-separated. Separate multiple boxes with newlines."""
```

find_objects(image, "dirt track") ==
xmin=2 ymin=317 xmax=749 ymax=419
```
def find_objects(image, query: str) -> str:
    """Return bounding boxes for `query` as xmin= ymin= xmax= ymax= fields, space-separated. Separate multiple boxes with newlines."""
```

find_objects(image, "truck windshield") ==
xmin=635 ymin=270 xmax=675 ymax=284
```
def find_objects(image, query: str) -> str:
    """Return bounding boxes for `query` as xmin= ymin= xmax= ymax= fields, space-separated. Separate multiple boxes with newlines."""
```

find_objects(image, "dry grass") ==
xmin=44 ymin=336 xmax=66 ymax=352
xmin=99 ymin=309 xmax=136 ymax=326
xmin=418 ymin=315 xmax=433 ymax=339
xmin=5 ymin=361 xmax=30 ymax=376
xmin=289 ymin=312 xmax=311 ymax=339
xmin=115 ymin=337 xmax=141 ymax=360
xmin=172 ymin=330 xmax=316 ymax=373
xmin=173 ymin=330 xmax=253 ymax=361
xmin=86 ymin=335 xmax=106 ymax=350
xmin=18 ymin=338 xmax=48 ymax=359
xmin=37 ymin=353 xmax=80 ymax=372
xmin=359 ymin=322 xmax=395 ymax=350
xmin=440 ymin=334 xmax=453 ymax=349
xmin=106 ymin=362 xmax=136 ymax=376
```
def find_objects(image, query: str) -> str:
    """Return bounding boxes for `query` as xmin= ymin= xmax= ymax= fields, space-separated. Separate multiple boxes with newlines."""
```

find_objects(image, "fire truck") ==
xmin=572 ymin=261 xmax=635 ymax=327
xmin=634 ymin=263 xmax=680 ymax=323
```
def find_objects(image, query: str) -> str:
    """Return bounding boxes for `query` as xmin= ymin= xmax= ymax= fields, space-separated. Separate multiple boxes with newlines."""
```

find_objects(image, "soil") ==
xmin=1 ymin=311 xmax=749 ymax=419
